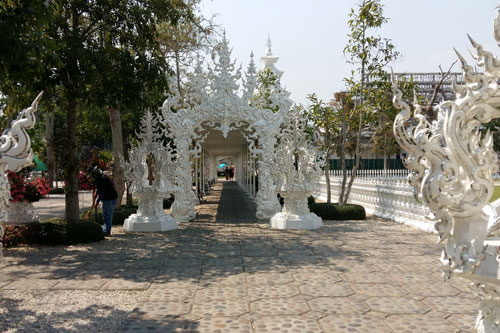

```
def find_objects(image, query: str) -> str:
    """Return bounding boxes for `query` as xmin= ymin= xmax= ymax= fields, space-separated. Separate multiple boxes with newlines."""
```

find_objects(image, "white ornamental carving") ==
xmin=0 ymin=92 xmax=41 ymax=261
xmin=270 ymin=106 xmax=325 ymax=229
xmin=6 ymin=201 xmax=39 ymax=225
xmin=122 ymin=110 xmax=178 ymax=232
xmin=160 ymin=34 xmax=293 ymax=221
xmin=393 ymin=8 xmax=500 ymax=332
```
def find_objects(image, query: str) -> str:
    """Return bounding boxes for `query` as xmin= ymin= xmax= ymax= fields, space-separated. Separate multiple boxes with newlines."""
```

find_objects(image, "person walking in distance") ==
xmin=88 ymin=166 xmax=118 ymax=236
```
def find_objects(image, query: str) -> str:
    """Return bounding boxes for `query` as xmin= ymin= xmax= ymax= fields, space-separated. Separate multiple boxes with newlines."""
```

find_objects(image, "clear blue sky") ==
xmin=200 ymin=0 xmax=499 ymax=105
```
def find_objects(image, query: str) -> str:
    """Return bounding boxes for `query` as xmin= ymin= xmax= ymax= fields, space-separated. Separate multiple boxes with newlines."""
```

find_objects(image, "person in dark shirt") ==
xmin=88 ymin=166 xmax=118 ymax=236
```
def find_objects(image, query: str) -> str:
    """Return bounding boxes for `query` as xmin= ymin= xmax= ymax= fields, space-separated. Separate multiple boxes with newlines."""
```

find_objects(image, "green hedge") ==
xmin=80 ymin=205 xmax=137 ymax=225
xmin=309 ymin=203 xmax=366 ymax=220
xmin=1 ymin=219 xmax=104 ymax=247
xmin=66 ymin=221 xmax=104 ymax=243
xmin=48 ymin=188 xmax=65 ymax=195
xmin=163 ymin=196 xmax=174 ymax=209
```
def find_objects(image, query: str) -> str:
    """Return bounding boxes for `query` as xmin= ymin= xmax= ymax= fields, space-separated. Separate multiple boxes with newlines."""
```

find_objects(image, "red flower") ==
xmin=8 ymin=170 xmax=50 ymax=203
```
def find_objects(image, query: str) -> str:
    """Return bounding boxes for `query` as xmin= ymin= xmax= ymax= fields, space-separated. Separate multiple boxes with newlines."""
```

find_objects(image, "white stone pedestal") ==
xmin=124 ymin=213 xmax=178 ymax=232
xmin=270 ymin=212 xmax=323 ymax=230
xmin=6 ymin=201 xmax=39 ymax=224
xmin=124 ymin=189 xmax=178 ymax=232
xmin=270 ymin=190 xmax=323 ymax=230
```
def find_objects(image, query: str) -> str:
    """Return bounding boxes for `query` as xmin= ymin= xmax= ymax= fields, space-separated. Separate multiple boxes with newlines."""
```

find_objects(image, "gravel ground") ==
xmin=0 ymin=290 xmax=142 ymax=332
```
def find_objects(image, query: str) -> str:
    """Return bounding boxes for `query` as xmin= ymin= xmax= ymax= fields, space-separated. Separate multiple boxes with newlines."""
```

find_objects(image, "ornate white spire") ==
xmin=266 ymin=34 xmax=273 ymax=56
xmin=211 ymin=32 xmax=242 ymax=102
xmin=136 ymin=110 xmax=163 ymax=148
xmin=260 ymin=34 xmax=283 ymax=78
xmin=243 ymin=51 xmax=257 ymax=104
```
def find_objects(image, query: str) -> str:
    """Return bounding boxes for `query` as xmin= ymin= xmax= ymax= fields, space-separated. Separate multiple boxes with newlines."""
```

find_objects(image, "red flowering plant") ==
xmin=78 ymin=153 xmax=110 ymax=191
xmin=8 ymin=169 xmax=50 ymax=203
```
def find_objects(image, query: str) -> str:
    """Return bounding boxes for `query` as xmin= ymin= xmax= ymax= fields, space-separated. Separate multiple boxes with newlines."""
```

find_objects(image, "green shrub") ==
xmin=80 ymin=205 xmax=137 ymax=225
xmin=163 ymin=196 xmax=174 ymax=209
xmin=2 ymin=219 xmax=105 ymax=247
xmin=307 ymin=195 xmax=315 ymax=205
xmin=24 ymin=221 xmax=67 ymax=245
xmin=309 ymin=203 xmax=366 ymax=220
xmin=1 ymin=224 xmax=29 ymax=248
xmin=112 ymin=206 xmax=137 ymax=225
xmin=66 ymin=221 xmax=104 ymax=243
xmin=49 ymin=188 xmax=65 ymax=194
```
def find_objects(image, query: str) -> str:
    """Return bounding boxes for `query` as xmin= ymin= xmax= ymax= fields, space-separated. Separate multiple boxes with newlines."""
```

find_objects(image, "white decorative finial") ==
xmin=250 ymin=50 xmax=254 ymax=59
xmin=266 ymin=34 xmax=272 ymax=55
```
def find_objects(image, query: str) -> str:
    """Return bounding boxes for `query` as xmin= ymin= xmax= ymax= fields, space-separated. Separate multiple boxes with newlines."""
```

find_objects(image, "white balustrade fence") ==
xmin=315 ymin=169 xmax=437 ymax=233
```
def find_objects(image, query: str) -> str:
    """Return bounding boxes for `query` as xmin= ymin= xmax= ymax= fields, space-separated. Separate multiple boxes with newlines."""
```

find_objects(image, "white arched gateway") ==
xmin=160 ymin=35 xmax=292 ymax=221
xmin=123 ymin=35 xmax=324 ymax=231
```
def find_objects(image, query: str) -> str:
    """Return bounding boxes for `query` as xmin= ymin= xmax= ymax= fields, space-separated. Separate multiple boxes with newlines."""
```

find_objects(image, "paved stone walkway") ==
xmin=215 ymin=181 xmax=256 ymax=223
xmin=1 ymin=181 xmax=478 ymax=332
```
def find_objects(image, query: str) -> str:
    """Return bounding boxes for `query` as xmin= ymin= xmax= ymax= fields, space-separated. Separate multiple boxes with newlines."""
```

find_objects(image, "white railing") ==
xmin=315 ymin=169 xmax=437 ymax=233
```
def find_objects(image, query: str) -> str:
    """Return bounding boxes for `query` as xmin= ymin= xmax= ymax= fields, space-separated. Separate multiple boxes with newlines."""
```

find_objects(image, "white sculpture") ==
xmin=122 ymin=110 xmax=178 ymax=232
xmin=0 ymin=92 xmax=41 ymax=261
xmin=160 ymin=34 xmax=292 ymax=221
xmin=270 ymin=106 xmax=325 ymax=229
xmin=393 ymin=9 xmax=500 ymax=332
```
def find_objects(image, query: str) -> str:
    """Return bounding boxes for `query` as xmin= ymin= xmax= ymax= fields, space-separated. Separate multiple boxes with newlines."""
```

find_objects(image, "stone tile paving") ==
xmin=0 ymin=181 xmax=479 ymax=332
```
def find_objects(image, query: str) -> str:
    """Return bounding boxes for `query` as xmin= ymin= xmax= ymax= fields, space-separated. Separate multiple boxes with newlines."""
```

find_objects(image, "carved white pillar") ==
xmin=392 ymin=10 xmax=500 ymax=331
xmin=255 ymin=137 xmax=281 ymax=220
xmin=171 ymin=137 xmax=197 ymax=222
xmin=0 ymin=93 xmax=41 ymax=261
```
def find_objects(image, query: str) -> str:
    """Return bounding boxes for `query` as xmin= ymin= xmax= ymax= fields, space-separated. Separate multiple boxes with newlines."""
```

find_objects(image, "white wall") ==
xmin=314 ymin=170 xmax=437 ymax=233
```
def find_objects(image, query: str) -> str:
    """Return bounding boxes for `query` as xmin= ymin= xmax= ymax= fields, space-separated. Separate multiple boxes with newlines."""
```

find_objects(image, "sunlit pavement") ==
xmin=1 ymin=181 xmax=477 ymax=332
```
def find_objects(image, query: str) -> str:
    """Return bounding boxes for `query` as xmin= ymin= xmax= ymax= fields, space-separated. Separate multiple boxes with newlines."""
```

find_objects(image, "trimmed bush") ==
xmin=66 ymin=221 xmax=104 ymax=244
xmin=112 ymin=206 xmax=137 ymax=225
xmin=80 ymin=205 xmax=138 ymax=225
xmin=163 ymin=196 xmax=174 ymax=209
xmin=49 ymin=188 xmax=65 ymax=195
xmin=1 ymin=224 xmax=30 ymax=248
xmin=307 ymin=195 xmax=316 ymax=205
xmin=1 ymin=219 xmax=105 ymax=247
xmin=24 ymin=221 xmax=67 ymax=245
xmin=309 ymin=203 xmax=366 ymax=220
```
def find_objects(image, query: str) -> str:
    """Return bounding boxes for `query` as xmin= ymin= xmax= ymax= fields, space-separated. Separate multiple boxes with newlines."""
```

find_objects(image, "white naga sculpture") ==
xmin=393 ymin=9 xmax=500 ymax=332
xmin=270 ymin=106 xmax=325 ymax=229
xmin=160 ymin=34 xmax=292 ymax=221
xmin=0 ymin=92 xmax=41 ymax=261
xmin=122 ymin=110 xmax=178 ymax=232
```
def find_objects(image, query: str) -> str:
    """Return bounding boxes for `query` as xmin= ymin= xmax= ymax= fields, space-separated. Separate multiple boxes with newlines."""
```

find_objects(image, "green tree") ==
xmin=342 ymin=0 xmax=400 ymax=205
xmin=255 ymin=68 xmax=282 ymax=113
xmin=0 ymin=1 xmax=196 ymax=222
xmin=306 ymin=93 xmax=337 ymax=203
xmin=157 ymin=4 xmax=219 ymax=96
xmin=367 ymin=72 xmax=415 ymax=169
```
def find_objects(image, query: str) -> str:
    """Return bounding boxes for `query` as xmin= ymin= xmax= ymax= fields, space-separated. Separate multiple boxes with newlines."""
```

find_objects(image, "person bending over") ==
xmin=88 ymin=166 xmax=118 ymax=236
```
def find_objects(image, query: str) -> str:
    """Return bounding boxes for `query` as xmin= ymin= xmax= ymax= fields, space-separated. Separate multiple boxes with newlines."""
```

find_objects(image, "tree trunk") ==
xmin=383 ymin=133 xmax=388 ymax=171
xmin=123 ymin=142 xmax=133 ymax=207
xmin=45 ymin=111 xmax=55 ymax=188
xmin=64 ymin=99 xmax=80 ymax=223
xmin=339 ymin=102 xmax=348 ymax=205
xmin=343 ymin=56 xmax=366 ymax=205
xmin=324 ymin=159 xmax=331 ymax=204
xmin=107 ymin=106 xmax=125 ymax=208
xmin=175 ymin=49 xmax=182 ymax=96
xmin=324 ymin=107 xmax=332 ymax=204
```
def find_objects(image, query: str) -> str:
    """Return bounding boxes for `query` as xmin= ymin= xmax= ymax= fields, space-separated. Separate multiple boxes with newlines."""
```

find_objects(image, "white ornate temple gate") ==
xmin=160 ymin=35 xmax=292 ymax=222
xmin=123 ymin=35 xmax=324 ymax=230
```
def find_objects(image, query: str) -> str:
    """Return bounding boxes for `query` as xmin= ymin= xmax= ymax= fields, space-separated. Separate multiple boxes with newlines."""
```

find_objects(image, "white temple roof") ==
xmin=260 ymin=35 xmax=284 ymax=78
